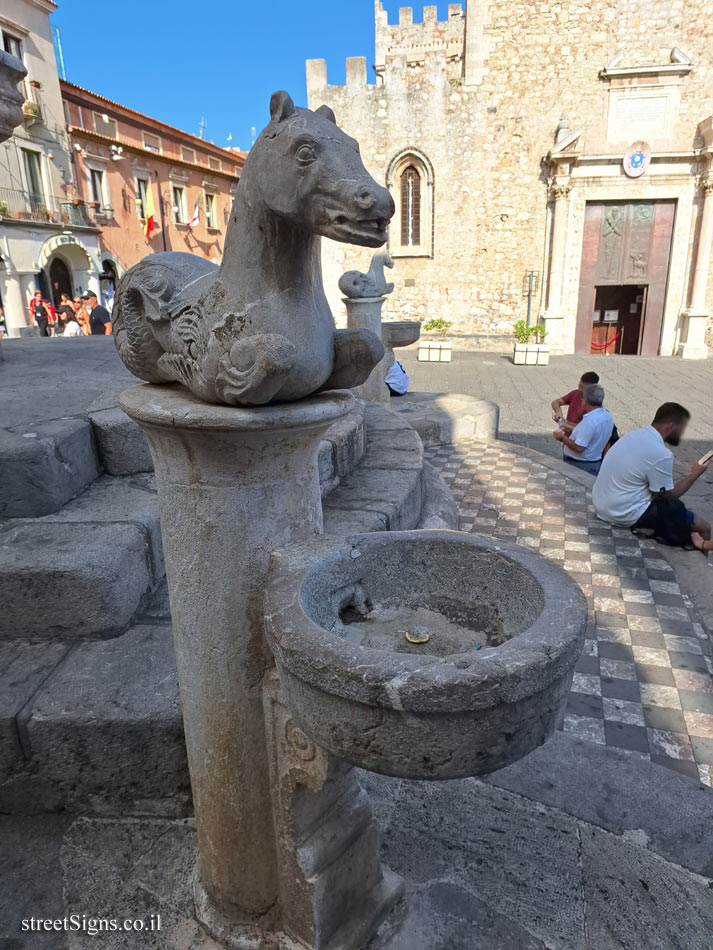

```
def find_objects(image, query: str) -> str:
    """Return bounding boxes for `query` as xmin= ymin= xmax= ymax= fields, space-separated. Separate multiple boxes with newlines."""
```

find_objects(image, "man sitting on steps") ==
xmin=592 ymin=402 xmax=711 ymax=548
xmin=551 ymin=370 xmax=600 ymax=432
xmin=553 ymin=384 xmax=613 ymax=476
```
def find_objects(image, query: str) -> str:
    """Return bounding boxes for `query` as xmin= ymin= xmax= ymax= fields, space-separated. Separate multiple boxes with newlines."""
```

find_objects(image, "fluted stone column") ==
xmin=682 ymin=177 xmax=713 ymax=360
xmin=120 ymin=384 xmax=354 ymax=943
xmin=543 ymin=182 xmax=571 ymax=354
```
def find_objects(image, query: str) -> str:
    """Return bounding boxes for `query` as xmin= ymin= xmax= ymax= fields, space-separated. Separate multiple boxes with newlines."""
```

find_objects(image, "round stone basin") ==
xmin=382 ymin=321 xmax=421 ymax=348
xmin=265 ymin=530 xmax=587 ymax=780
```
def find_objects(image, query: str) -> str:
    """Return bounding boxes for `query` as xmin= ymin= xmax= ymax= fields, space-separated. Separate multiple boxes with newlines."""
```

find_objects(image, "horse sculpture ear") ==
xmin=270 ymin=90 xmax=295 ymax=123
xmin=314 ymin=104 xmax=336 ymax=125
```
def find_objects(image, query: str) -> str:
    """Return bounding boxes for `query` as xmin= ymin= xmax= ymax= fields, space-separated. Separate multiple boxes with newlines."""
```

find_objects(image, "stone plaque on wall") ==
xmin=607 ymin=89 xmax=676 ymax=144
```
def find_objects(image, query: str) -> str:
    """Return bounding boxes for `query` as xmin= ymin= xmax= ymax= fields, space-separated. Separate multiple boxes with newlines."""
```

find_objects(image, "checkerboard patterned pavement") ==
xmin=425 ymin=439 xmax=713 ymax=787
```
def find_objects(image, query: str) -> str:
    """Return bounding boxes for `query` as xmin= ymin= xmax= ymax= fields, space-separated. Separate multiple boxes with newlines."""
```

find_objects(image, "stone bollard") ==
xmin=120 ymin=384 xmax=355 ymax=943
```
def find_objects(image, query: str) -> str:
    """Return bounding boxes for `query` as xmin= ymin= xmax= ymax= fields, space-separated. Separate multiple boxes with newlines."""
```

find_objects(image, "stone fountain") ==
xmin=115 ymin=91 xmax=587 ymax=949
xmin=338 ymin=252 xmax=421 ymax=405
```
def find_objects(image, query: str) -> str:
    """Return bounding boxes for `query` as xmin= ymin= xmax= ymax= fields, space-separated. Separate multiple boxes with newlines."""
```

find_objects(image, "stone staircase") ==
xmin=0 ymin=382 xmax=497 ymax=814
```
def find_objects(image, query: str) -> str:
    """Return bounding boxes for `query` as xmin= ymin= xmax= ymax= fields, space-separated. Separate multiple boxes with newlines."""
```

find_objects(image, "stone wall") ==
xmin=308 ymin=1 xmax=713 ymax=348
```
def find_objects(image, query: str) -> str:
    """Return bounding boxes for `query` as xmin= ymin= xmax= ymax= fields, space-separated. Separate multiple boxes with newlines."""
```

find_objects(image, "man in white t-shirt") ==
xmin=553 ymin=384 xmax=613 ymax=476
xmin=592 ymin=402 xmax=710 ymax=546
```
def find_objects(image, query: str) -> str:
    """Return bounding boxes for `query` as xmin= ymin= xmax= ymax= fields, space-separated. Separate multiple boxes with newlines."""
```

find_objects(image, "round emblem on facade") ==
xmin=623 ymin=141 xmax=652 ymax=178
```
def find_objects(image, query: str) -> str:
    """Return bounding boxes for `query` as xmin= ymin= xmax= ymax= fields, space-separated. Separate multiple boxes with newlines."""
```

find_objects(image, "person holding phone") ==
xmin=592 ymin=403 xmax=711 ymax=548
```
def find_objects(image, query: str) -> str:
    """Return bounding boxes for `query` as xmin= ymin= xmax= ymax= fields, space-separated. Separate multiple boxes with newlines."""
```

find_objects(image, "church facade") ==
xmin=307 ymin=0 xmax=713 ymax=358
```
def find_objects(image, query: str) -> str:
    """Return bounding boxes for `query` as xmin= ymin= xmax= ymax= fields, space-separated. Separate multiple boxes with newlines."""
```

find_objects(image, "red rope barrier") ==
xmin=591 ymin=331 xmax=621 ymax=350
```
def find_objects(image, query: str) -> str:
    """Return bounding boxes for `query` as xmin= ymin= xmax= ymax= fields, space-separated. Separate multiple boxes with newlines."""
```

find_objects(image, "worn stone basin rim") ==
xmin=265 ymin=530 xmax=587 ymax=714
xmin=119 ymin=384 xmax=355 ymax=431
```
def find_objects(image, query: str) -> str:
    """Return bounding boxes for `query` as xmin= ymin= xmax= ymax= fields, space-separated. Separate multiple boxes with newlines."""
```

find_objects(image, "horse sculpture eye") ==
xmin=295 ymin=144 xmax=317 ymax=164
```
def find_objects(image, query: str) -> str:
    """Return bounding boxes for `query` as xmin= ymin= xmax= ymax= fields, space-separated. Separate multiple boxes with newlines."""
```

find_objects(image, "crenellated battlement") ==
xmin=375 ymin=1 xmax=464 ymax=68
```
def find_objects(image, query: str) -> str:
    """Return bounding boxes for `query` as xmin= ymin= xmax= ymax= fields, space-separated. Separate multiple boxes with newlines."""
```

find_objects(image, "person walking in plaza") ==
xmin=28 ymin=289 xmax=52 ymax=336
xmin=82 ymin=290 xmax=112 ymax=335
xmin=592 ymin=402 xmax=711 ymax=547
xmin=72 ymin=295 xmax=91 ymax=335
xmin=553 ymin=384 xmax=613 ymax=476
xmin=551 ymin=371 xmax=600 ymax=432
xmin=56 ymin=293 xmax=74 ymax=333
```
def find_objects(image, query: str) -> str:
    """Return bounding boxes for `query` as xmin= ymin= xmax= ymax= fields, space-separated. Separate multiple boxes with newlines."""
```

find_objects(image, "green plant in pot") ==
xmin=531 ymin=323 xmax=547 ymax=343
xmin=423 ymin=317 xmax=452 ymax=339
xmin=512 ymin=320 xmax=550 ymax=365
xmin=513 ymin=320 xmax=532 ymax=344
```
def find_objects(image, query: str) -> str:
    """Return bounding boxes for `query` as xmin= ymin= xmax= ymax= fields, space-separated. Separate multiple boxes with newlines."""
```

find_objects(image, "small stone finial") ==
xmin=339 ymin=252 xmax=395 ymax=300
xmin=555 ymin=114 xmax=569 ymax=144
xmin=670 ymin=47 xmax=691 ymax=65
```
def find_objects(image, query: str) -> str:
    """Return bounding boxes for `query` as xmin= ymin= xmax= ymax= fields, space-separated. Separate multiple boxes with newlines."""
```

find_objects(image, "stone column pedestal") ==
xmin=119 ymin=384 xmax=354 ymax=942
xmin=543 ymin=182 xmax=571 ymax=354
xmin=680 ymin=309 xmax=710 ymax=360
xmin=344 ymin=296 xmax=389 ymax=404
xmin=680 ymin=178 xmax=713 ymax=359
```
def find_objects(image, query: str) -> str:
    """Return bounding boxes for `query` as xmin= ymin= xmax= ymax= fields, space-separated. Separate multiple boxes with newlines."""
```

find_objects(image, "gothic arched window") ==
xmin=400 ymin=165 xmax=421 ymax=247
xmin=387 ymin=150 xmax=434 ymax=258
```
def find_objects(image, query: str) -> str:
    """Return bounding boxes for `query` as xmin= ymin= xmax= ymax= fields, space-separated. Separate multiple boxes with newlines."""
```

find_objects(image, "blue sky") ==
xmin=50 ymin=1 xmax=455 ymax=151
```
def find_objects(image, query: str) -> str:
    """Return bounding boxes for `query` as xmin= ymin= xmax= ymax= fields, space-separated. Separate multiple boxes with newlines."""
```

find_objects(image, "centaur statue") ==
xmin=113 ymin=91 xmax=395 ymax=406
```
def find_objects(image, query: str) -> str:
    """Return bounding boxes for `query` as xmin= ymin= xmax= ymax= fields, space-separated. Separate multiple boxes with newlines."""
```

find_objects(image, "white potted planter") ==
xmin=418 ymin=319 xmax=453 ymax=362
xmin=512 ymin=322 xmax=549 ymax=366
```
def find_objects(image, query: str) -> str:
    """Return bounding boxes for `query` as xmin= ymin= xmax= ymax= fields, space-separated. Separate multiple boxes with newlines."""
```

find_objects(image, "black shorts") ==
xmin=632 ymin=498 xmax=695 ymax=546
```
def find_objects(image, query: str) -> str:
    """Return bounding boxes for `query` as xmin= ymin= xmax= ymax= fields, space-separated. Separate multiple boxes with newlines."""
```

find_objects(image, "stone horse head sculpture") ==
xmin=113 ymin=91 xmax=395 ymax=406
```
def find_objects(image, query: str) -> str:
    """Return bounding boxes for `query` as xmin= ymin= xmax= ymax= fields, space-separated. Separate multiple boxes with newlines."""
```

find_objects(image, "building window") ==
xmin=208 ymin=156 xmax=222 ymax=172
xmin=89 ymin=168 xmax=106 ymax=206
xmin=93 ymin=111 xmax=118 ymax=139
xmin=21 ymin=148 xmax=43 ymax=203
xmin=387 ymin=150 xmax=434 ymax=258
xmin=172 ymin=186 xmax=186 ymax=224
xmin=143 ymin=131 xmax=161 ymax=154
xmin=400 ymin=166 xmax=421 ymax=247
xmin=2 ymin=31 xmax=23 ymax=60
xmin=136 ymin=178 xmax=148 ymax=218
xmin=181 ymin=146 xmax=196 ymax=164
xmin=205 ymin=193 xmax=216 ymax=229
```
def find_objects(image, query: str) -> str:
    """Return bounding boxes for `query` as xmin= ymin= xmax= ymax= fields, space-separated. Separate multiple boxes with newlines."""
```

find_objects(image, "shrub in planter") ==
xmin=419 ymin=317 xmax=453 ymax=362
xmin=512 ymin=321 xmax=550 ymax=365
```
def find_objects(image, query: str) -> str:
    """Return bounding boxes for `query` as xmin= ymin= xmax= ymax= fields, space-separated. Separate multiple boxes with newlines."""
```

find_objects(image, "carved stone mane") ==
xmin=113 ymin=91 xmax=395 ymax=406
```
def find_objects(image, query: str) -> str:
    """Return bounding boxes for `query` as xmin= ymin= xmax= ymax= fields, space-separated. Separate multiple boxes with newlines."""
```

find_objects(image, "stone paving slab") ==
xmin=0 ymin=624 xmax=190 ymax=816
xmin=425 ymin=438 xmax=713 ymax=785
xmin=487 ymin=731 xmax=713 ymax=877
xmin=0 ymin=640 xmax=70 ymax=777
xmin=0 ymin=418 xmax=100 ymax=518
xmin=0 ymin=520 xmax=153 ymax=641
xmin=580 ymin=823 xmax=713 ymax=950
xmin=4 ymin=760 xmax=708 ymax=950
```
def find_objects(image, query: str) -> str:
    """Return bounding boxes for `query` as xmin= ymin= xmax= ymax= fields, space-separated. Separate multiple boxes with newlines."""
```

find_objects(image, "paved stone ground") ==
xmin=400 ymin=350 xmax=713 ymax=520
xmin=425 ymin=439 xmax=713 ymax=786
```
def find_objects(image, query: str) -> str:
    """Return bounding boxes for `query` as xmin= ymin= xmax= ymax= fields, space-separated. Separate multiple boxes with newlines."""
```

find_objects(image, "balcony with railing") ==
xmin=22 ymin=79 xmax=44 ymax=125
xmin=0 ymin=188 xmax=97 ymax=228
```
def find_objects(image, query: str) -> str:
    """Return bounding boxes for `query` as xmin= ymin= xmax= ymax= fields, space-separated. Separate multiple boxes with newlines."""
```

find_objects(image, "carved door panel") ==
xmin=575 ymin=200 xmax=675 ymax=355
xmin=640 ymin=201 xmax=675 ymax=356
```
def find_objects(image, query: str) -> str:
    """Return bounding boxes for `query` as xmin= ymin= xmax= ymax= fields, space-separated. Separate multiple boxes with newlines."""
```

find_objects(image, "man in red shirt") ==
xmin=551 ymin=371 xmax=600 ymax=432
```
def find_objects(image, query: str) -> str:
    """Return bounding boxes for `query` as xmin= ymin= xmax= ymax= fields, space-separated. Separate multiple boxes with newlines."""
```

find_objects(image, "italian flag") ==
xmin=144 ymin=182 xmax=156 ymax=238
xmin=189 ymin=195 xmax=200 ymax=229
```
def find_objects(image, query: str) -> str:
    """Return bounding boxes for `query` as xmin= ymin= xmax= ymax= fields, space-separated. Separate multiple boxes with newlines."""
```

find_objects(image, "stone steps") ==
xmin=0 ymin=474 xmax=163 ymax=641
xmin=0 ymin=401 xmax=368 ymax=642
xmin=0 ymin=404 xmax=457 ymax=814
